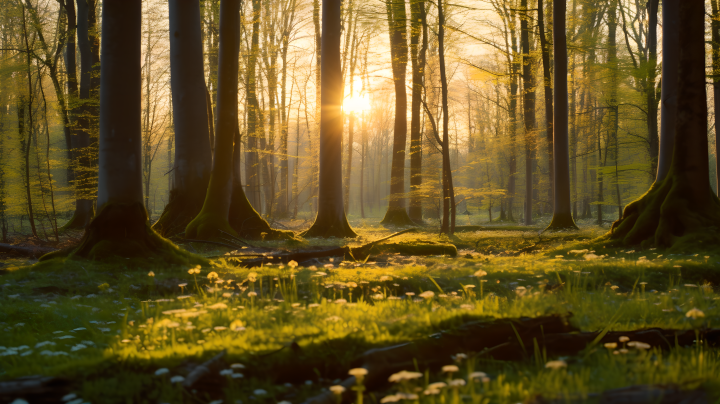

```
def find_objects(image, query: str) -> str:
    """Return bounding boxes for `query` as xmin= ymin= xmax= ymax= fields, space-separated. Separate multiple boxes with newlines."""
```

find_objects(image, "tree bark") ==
xmin=711 ymin=0 xmax=720 ymax=195
xmin=185 ymin=0 xmax=242 ymax=240
xmin=245 ymin=0 xmax=262 ymax=210
xmin=152 ymin=0 xmax=213 ymax=237
xmin=521 ymin=0 xmax=535 ymax=226
xmin=546 ymin=0 xmax=577 ymax=230
xmin=408 ymin=0 xmax=426 ymax=224
xmin=610 ymin=0 xmax=720 ymax=249
xmin=538 ymin=0 xmax=553 ymax=212
xmin=647 ymin=0 xmax=659 ymax=180
xmin=44 ymin=0 xmax=199 ymax=262
xmin=438 ymin=0 xmax=455 ymax=234
xmin=63 ymin=0 xmax=96 ymax=230
xmin=302 ymin=0 xmax=356 ymax=238
xmin=381 ymin=0 xmax=415 ymax=226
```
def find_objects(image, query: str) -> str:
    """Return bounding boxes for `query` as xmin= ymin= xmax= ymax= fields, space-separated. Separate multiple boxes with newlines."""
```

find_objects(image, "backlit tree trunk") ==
xmin=538 ymin=0 xmax=553 ymax=211
xmin=153 ymin=0 xmax=213 ymax=237
xmin=381 ymin=0 xmax=415 ymax=226
xmin=48 ymin=0 xmax=199 ymax=262
xmin=185 ymin=0 xmax=242 ymax=240
xmin=656 ymin=1 xmax=678 ymax=183
xmin=546 ymin=0 xmax=577 ymax=230
xmin=521 ymin=0 xmax=535 ymax=225
xmin=610 ymin=0 xmax=720 ymax=249
xmin=409 ymin=0 xmax=426 ymax=224
xmin=302 ymin=0 xmax=356 ymax=238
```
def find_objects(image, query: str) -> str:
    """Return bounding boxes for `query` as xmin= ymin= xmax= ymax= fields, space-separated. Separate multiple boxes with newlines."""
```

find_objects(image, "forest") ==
xmin=1 ymin=0 xmax=720 ymax=403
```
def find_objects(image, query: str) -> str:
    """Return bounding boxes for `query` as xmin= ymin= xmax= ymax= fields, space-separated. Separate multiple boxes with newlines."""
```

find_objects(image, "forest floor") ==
xmin=1 ymin=218 xmax=719 ymax=404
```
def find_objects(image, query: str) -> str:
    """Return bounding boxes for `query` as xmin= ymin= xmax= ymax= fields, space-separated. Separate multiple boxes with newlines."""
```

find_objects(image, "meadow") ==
xmin=1 ymin=220 xmax=719 ymax=404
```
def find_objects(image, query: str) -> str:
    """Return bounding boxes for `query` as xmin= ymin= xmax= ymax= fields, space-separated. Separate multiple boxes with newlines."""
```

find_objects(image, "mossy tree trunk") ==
xmin=610 ymin=0 xmax=720 ymax=249
xmin=381 ymin=0 xmax=415 ymax=227
xmin=153 ymin=0 xmax=213 ymax=237
xmin=45 ymin=0 xmax=199 ymax=263
xmin=302 ymin=0 xmax=356 ymax=238
xmin=546 ymin=0 xmax=577 ymax=230
xmin=185 ymin=0 xmax=241 ymax=240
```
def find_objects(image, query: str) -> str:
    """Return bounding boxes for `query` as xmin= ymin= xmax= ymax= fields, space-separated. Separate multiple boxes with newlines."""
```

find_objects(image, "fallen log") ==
xmin=0 ymin=375 xmax=71 ymax=403
xmin=233 ymin=229 xmax=458 ymax=268
xmin=303 ymin=314 xmax=576 ymax=404
xmin=481 ymin=327 xmax=720 ymax=361
xmin=302 ymin=319 xmax=720 ymax=404
xmin=182 ymin=350 xmax=226 ymax=388
xmin=527 ymin=384 xmax=707 ymax=404
xmin=0 ymin=243 xmax=58 ymax=259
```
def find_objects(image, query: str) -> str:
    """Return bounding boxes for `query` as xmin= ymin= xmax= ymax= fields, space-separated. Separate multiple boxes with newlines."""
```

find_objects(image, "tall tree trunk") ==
xmin=343 ymin=36 xmax=358 ymax=214
xmin=611 ymin=0 xmax=720 ymax=248
xmin=312 ymin=0 xmax=321 ymax=215
xmin=185 ymin=0 xmax=242 ymax=239
xmin=153 ymin=0 xmax=213 ymax=237
xmin=538 ymin=0 xmax=553 ymax=212
xmin=66 ymin=0 xmax=96 ymax=229
xmin=711 ymin=0 xmax=720 ymax=195
xmin=20 ymin=7 xmax=38 ymax=239
xmin=302 ymin=0 xmax=356 ymax=238
xmin=51 ymin=0 xmax=199 ymax=262
xmin=607 ymin=0 xmax=621 ymax=220
xmin=438 ymin=0 xmax=455 ymax=234
xmin=381 ymin=0 xmax=415 ymax=226
xmin=61 ymin=0 xmax=93 ymax=230
xmin=546 ymin=0 xmax=577 ymax=230
xmin=245 ymin=0 xmax=262 ymax=210
xmin=646 ymin=0 xmax=659 ymax=180
xmin=408 ymin=0 xmax=426 ymax=223
xmin=521 ymin=0 xmax=535 ymax=226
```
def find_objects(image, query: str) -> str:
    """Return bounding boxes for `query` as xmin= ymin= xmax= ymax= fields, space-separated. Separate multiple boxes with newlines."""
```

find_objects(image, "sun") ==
xmin=343 ymin=94 xmax=371 ymax=113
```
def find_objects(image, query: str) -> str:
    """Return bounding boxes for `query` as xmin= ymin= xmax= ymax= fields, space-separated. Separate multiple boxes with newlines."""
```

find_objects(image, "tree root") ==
xmin=152 ymin=189 xmax=205 ymax=237
xmin=380 ymin=207 xmax=418 ymax=227
xmin=40 ymin=202 xmax=204 ymax=264
xmin=610 ymin=172 xmax=720 ymax=251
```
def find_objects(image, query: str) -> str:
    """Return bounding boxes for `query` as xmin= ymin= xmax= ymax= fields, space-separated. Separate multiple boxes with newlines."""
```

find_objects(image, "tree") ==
xmin=45 ymin=0 xmax=196 ymax=261
xmin=152 ymin=0 xmax=213 ymax=237
xmin=60 ymin=0 xmax=93 ymax=229
xmin=655 ymin=0 xmax=678 ymax=182
xmin=537 ymin=0 xmax=553 ymax=211
xmin=711 ymin=0 xmax=720 ymax=195
xmin=409 ymin=0 xmax=427 ymax=224
xmin=63 ymin=0 xmax=97 ymax=230
xmin=438 ymin=0 xmax=455 ymax=234
xmin=186 ymin=0 xmax=286 ymax=241
xmin=610 ymin=0 xmax=720 ymax=249
xmin=520 ymin=0 xmax=535 ymax=225
xmin=302 ymin=0 xmax=356 ymax=238
xmin=545 ymin=0 xmax=577 ymax=230
xmin=380 ymin=0 xmax=415 ymax=227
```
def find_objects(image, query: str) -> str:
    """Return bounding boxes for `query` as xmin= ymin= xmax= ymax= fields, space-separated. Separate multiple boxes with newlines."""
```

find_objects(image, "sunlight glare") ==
xmin=343 ymin=94 xmax=371 ymax=113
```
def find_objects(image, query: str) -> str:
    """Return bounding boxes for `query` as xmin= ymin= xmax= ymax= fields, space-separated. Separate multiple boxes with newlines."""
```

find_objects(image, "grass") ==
xmin=1 ymin=222 xmax=719 ymax=403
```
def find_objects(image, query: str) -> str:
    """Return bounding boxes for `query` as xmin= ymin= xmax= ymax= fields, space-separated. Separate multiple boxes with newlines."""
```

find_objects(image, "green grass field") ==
xmin=1 ymin=222 xmax=719 ymax=403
